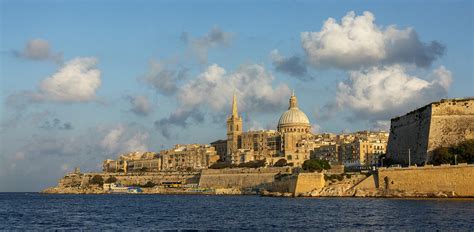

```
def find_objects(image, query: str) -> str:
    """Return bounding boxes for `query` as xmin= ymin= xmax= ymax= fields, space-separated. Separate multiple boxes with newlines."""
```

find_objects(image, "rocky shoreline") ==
xmin=42 ymin=185 xmax=464 ymax=199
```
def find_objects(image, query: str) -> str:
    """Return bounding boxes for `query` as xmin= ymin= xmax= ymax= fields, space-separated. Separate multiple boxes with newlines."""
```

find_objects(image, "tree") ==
xmin=431 ymin=140 xmax=474 ymax=165
xmin=105 ymin=176 xmax=117 ymax=184
xmin=302 ymin=159 xmax=331 ymax=172
xmin=238 ymin=160 xmax=266 ymax=168
xmin=273 ymin=158 xmax=288 ymax=167
xmin=90 ymin=175 xmax=104 ymax=185
xmin=209 ymin=162 xmax=235 ymax=169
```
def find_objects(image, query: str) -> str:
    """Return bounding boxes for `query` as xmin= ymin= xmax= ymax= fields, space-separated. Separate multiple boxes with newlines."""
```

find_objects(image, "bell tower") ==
xmin=226 ymin=92 xmax=242 ymax=163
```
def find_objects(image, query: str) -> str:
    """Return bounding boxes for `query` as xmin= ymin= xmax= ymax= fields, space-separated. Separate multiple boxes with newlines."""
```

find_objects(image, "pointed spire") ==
xmin=289 ymin=90 xmax=298 ymax=109
xmin=232 ymin=92 xmax=238 ymax=117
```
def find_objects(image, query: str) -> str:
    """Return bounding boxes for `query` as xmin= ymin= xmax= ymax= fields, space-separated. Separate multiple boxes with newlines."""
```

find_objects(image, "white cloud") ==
xmin=35 ymin=57 xmax=101 ymax=102
xmin=155 ymin=63 xmax=290 ymax=138
xmin=179 ymin=63 xmax=290 ymax=113
xmin=332 ymin=65 xmax=452 ymax=121
xmin=100 ymin=125 xmax=124 ymax=152
xmin=127 ymin=95 xmax=152 ymax=116
xmin=14 ymin=39 xmax=63 ymax=63
xmin=301 ymin=11 xmax=445 ymax=69
xmin=99 ymin=125 xmax=149 ymax=154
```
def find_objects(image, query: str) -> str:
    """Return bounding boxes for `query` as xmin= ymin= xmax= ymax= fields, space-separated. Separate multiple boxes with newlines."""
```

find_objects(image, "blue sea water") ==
xmin=0 ymin=193 xmax=473 ymax=230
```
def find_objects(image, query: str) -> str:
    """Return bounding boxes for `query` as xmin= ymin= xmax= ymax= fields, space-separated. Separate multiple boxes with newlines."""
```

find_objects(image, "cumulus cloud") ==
xmin=7 ymin=57 xmax=101 ymax=105
xmin=40 ymin=118 xmax=73 ymax=130
xmin=322 ymin=65 xmax=452 ymax=122
xmin=186 ymin=27 xmax=233 ymax=63
xmin=127 ymin=95 xmax=152 ymax=116
xmin=155 ymin=63 xmax=290 ymax=138
xmin=301 ymin=11 xmax=445 ymax=70
xmin=270 ymin=50 xmax=311 ymax=80
xmin=141 ymin=59 xmax=188 ymax=95
xmin=36 ymin=57 xmax=101 ymax=102
xmin=13 ymin=39 xmax=63 ymax=63
xmin=179 ymin=63 xmax=290 ymax=112
xmin=98 ymin=124 xmax=150 ymax=154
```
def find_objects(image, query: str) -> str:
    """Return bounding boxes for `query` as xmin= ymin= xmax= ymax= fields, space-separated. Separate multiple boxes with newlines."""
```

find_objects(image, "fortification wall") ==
xmin=293 ymin=173 xmax=325 ymax=195
xmin=427 ymin=99 xmax=474 ymax=157
xmin=74 ymin=172 xmax=200 ymax=187
xmin=387 ymin=104 xmax=432 ymax=164
xmin=198 ymin=167 xmax=291 ymax=189
xmin=387 ymin=99 xmax=474 ymax=164
xmin=378 ymin=164 xmax=474 ymax=197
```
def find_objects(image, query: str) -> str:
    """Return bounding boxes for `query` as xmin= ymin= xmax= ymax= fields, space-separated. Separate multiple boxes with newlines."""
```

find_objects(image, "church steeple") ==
xmin=232 ymin=92 xmax=239 ymax=118
xmin=289 ymin=90 xmax=298 ymax=109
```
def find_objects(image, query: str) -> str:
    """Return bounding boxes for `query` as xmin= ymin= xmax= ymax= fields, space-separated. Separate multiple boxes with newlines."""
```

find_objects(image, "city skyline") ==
xmin=1 ymin=0 xmax=473 ymax=191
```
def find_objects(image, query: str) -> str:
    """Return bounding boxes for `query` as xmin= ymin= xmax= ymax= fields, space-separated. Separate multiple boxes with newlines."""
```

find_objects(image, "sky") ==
xmin=1 ymin=0 xmax=473 ymax=191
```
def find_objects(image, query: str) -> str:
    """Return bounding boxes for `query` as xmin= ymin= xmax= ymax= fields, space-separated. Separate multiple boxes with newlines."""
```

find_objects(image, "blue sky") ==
xmin=1 ymin=0 xmax=473 ymax=191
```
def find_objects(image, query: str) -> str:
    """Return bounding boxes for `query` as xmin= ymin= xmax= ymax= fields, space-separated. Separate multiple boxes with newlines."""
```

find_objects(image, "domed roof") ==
xmin=277 ymin=92 xmax=310 ymax=127
xmin=278 ymin=108 xmax=310 ymax=126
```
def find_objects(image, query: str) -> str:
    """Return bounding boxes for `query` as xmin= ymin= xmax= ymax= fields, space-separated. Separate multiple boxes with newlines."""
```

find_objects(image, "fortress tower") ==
xmin=226 ymin=93 xmax=243 ymax=163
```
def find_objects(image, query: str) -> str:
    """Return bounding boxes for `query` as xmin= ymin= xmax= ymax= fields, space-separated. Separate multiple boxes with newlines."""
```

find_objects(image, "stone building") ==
xmin=338 ymin=133 xmax=388 ymax=167
xmin=311 ymin=143 xmax=339 ymax=163
xmin=224 ymin=91 xmax=314 ymax=166
xmin=103 ymin=152 xmax=161 ymax=173
xmin=210 ymin=139 xmax=227 ymax=161
xmin=387 ymin=98 xmax=474 ymax=165
xmin=160 ymin=144 xmax=219 ymax=171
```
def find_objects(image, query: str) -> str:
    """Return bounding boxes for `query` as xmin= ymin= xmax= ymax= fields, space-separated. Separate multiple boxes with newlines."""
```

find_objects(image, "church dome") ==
xmin=277 ymin=92 xmax=311 ymax=133
xmin=278 ymin=108 xmax=310 ymax=126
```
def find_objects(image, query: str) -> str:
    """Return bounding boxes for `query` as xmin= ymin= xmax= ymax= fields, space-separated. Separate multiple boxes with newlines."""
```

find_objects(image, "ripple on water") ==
xmin=0 ymin=193 xmax=473 ymax=230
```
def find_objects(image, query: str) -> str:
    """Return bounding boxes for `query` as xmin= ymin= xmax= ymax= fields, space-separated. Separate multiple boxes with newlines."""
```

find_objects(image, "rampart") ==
xmin=60 ymin=171 xmax=201 ymax=188
xmin=387 ymin=98 xmax=474 ymax=164
xmin=378 ymin=164 xmax=474 ymax=197
xmin=198 ymin=167 xmax=292 ymax=189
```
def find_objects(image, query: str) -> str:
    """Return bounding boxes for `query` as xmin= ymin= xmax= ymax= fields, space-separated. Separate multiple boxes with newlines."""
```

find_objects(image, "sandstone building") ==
xmin=387 ymin=98 xmax=474 ymax=165
xmin=103 ymin=144 xmax=219 ymax=173
xmin=222 ymin=91 xmax=314 ymax=166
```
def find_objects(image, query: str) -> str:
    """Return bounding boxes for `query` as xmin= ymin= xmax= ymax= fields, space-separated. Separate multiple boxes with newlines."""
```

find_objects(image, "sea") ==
xmin=0 ymin=193 xmax=473 ymax=230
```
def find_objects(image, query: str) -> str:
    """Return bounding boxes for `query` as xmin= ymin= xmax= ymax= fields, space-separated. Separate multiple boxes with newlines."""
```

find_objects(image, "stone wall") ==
xmin=293 ymin=173 xmax=325 ymax=195
xmin=387 ymin=103 xmax=432 ymax=164
xmin=378 ymin=164 xmax=474 ymax=197
xmin=70 ymin=172 xmax=200 ymax=187
xmin=387 ymin=98 xmax=474 ymax=164
xmin=198 ymin=167 xmax=291 ymax=189
xmin=428 ymin=99 xmax=474 ymax=158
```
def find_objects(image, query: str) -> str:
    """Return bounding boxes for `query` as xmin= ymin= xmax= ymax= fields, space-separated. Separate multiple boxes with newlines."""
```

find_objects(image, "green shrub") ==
xmin=238 ymin=160 xmax=266 ymax=168
xmin=273 ymin=158 xmax=288 ymax=167
xmin=209 ymin=162 xmax=235 ymax=169
xmin=302 ymin=159 xmax=331 ymax=172
xmin=431 ymin=139 xmax=474 ymax=165
xmin=142 ymin=181 xmax=156 ymax=188
xmin=105 ymin=176 xmax=117 ymax=183
xmin=90 ymin=175 xmax=104 ymax=185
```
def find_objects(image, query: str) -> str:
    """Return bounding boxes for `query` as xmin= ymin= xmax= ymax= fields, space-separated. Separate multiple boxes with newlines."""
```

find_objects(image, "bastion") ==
xmin=387 ymin=98 xmax=474 ymax=164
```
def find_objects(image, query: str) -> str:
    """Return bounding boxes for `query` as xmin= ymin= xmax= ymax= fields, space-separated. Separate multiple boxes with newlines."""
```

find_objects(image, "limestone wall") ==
xmin=427 ymin=99 xmax=474 ymax=157
xmin=387 ymin=98 xmax=474 ymax=164
xmin=69 ymin=172 xmax=200 ymax=187
xmin=198 ymin=167 xmax=291 ymax=189
xmin=378 ymin=164 xmax=474 ymax=197
xmin=387 ymin=104 xmax=432 ymax=164
xmin=293 ymin=173 xmax=325 ymax=195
